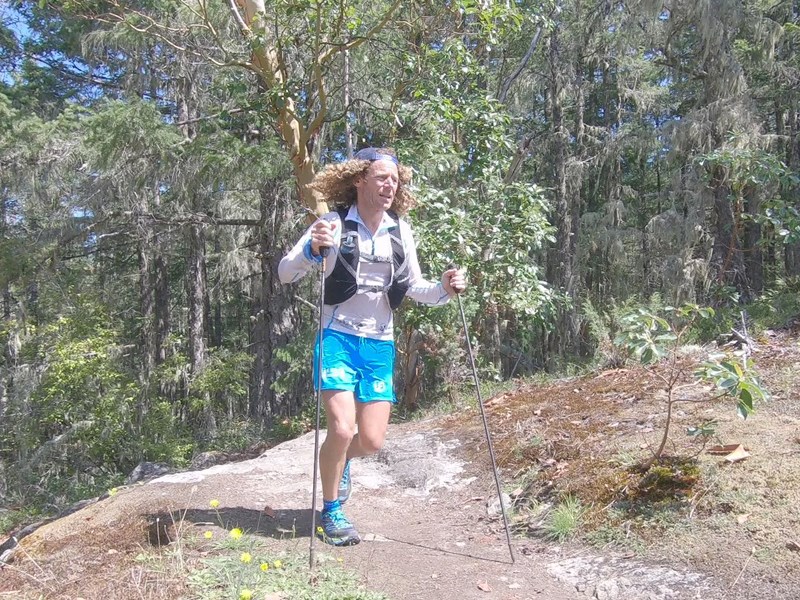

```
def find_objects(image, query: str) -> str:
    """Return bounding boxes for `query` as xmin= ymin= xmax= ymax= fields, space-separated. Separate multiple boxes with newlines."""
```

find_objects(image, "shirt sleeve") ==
xmin=278 ymin=212 xmax=341 ymax=284
xmin=401 ymin=220 xmax=451 ymax=306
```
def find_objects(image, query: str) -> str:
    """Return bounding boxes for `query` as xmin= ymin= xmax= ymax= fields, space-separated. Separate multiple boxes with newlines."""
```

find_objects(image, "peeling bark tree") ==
xmin=232 ymin=0 xmax=402 ymax=213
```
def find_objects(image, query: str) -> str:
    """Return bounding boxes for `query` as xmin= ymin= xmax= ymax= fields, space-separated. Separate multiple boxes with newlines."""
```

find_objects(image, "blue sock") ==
xmin=323 ymin=499 xmax=340 ymax=514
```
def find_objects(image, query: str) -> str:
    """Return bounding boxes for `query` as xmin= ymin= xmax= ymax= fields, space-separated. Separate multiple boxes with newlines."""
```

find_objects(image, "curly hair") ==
xmin=310 ymin=148 xmax=417 ymax=216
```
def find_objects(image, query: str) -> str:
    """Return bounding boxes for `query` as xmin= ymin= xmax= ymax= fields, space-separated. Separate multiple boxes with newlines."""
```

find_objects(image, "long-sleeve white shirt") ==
xmin=278 ymin=205 xmax=451 ymax=341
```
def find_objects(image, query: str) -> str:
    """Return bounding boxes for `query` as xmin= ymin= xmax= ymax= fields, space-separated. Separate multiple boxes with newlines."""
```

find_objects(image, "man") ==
xmin=278 ymin=147 xmax=466 ymax=546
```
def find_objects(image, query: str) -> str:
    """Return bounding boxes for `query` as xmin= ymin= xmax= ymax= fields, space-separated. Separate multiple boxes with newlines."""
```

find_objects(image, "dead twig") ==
xmin=730 ymin=547 xmax=755 ymax=589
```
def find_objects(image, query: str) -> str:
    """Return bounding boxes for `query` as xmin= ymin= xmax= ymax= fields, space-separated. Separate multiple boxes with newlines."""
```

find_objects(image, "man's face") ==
xmin=355 ymin=159 xmax=399 ymax=213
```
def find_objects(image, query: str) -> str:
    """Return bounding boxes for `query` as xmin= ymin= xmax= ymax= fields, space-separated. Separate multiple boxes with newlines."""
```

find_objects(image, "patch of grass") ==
xmin=544 ymin=494 xmax=585 ymax=542
xmin=135 ymin=516 xmax=387 ymax=600
xmin=628 ymin=457 xmax=700 ymax=503
xmin=753 ymin=545 xmax=778 ymax=565
xmin=188 ymin=548 xmax=385 ymax=600
xmin=609 ymin=449 xmax=642 ymax=470
xmin=708 ymin=485 xmax=759 ymax=515
xmin=584 ymin=523 xmax=631 ymax=549
xmin=512 ymin=433 xmax=546 ymax=463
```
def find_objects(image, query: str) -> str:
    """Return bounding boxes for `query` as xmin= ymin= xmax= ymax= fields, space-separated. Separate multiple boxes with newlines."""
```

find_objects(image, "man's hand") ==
xmin=442 ymin=267 xmax=467 ymax=296
xmin=310 ymin=220 xmax=337 ymax=256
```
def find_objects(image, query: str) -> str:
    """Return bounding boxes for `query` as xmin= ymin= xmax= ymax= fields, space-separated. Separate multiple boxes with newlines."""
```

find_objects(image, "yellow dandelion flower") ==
xmin=273 ymin=559 xmax=283 ymax=569
xmin=260 ymin=562 xmax=269 ymax=572
xmin=108 ymin=488 xmax=118 ymax=496
xmin=239 ymin=589 xmax=253 ymax=600
xmin=203 ymin=531 xmax=213 ymax=539
xmin=229 ymin=528 xmax=243 ymax=539
xmin=209 ymin=499 xmax=220 ymax=509
xmin=240 ymin=552 xmax=252 ymax=564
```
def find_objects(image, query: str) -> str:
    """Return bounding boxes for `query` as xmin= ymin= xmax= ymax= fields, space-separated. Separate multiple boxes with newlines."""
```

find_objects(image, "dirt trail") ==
xmin=0 ymin=419 xmax=729 ymax=599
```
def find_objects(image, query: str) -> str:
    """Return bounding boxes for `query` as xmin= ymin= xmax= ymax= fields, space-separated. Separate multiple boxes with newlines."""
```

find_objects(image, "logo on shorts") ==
xmin=322 ymin=367 xmax=346 ymax=382
xmin=372 ymin=381 xmax=386 ymax=393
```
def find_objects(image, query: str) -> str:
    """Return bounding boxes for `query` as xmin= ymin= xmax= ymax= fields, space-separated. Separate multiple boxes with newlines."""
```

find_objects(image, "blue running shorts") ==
xmin=313 ymin=328 xmax=396 ymax=403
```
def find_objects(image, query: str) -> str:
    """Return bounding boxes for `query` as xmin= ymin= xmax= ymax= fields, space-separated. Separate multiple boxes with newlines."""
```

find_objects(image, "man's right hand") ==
xmin=310 ymin=220 xmax=337 ymax=256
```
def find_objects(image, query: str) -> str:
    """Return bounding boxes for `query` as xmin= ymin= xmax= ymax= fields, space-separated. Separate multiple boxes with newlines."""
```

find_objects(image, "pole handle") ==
xmin=446 ymin=262 xmax=466 ymax=294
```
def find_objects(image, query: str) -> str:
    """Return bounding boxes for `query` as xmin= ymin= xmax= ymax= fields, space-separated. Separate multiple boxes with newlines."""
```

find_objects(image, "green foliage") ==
xmin=271 ymin=329 xmax=314 ymax=398
xmin=746 ymin=279 xmax=800 ymax=328
xmin=0 ymin=503 xmax=43 ymax=537
xmin=193 ymin=349 xmax=253 ymax=401
xmin=615 ymin=307 xmax=681 ymax=365
xmin=614 ymin=303 xmax=767 ymax=462
xmin=413 ymin=178 xmax=555 ymax=319
xmin=686 ymin=420 xmax=717 ymax=439
xmin=139 ymin=400 xmax=196 ymax=467
xmin=271 ymin=402 xmax=318 ymax=441
xmin=696 ymin=358 xmax=770 ymax=419
xmin=19 ymin=298 xmax=139 ymax=471
xmin=696 ymin=145 xmax=800 ymax=244
xmin=397 ymin=18 xmax=555 ymax=323
xmin=387 ymin=21 xmax=558 ymax=391
xmin=545 ymin=494 xmax=584 ymax=542
xmin=633 ymin=459 xmax=700 ymax=502
xmin=206 ymin=419 xmax=263 ymax=453
xmin=5 ymin=0 xmax=800 ymax=541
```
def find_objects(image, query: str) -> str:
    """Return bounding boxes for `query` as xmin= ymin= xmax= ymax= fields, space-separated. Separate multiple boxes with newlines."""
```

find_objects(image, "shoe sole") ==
xmin=318 ymin=531 xmax=361 ymax=547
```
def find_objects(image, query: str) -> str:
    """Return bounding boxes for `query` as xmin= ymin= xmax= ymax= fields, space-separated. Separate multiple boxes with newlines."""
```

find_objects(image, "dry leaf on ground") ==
xmin=724 ymin=445 xmax=751 ymax=463
xmin=707 ymin=444 xmax=749 ymax=455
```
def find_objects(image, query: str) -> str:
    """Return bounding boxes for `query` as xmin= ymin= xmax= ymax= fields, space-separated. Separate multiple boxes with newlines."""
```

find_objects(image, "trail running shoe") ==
xmin=318 ymin=506 xmax=360 ymax=546
xmin=338 ymin=459 xmax=352 ymax=504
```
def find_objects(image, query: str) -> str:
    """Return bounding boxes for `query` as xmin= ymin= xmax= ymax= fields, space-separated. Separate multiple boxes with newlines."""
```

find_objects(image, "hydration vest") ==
xmin=323 ymin=207 xmax=410 ymax=309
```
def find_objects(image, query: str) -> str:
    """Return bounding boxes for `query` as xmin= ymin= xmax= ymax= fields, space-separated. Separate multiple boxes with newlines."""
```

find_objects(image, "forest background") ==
xmin=1 ymin=0 xmax=799 ymax=528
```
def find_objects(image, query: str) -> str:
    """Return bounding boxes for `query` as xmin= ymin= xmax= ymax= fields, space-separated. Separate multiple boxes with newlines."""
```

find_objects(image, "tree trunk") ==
xmin=787 ymin=100 xmax=800 ymax=276
xmin=546 ymin=25 xmax=577 ymax=360
xmin=187 ymin=222 xmax=215 ymax=434
xmin=155 ymin=249 xmax=170 ymax=365
xmin=786 ymin=242 xmax=800 ymax=276
xmin=344 ymin=49 xmax=354 ymax=159
xmin=0 ymin=194 xmax=11 ymax=428
xmin=234 ymin=0 xmax=401 ymax=214
xmin=743 ymin=187 xmax=763 ymax=296
xmin=136 ymin=191 xmax=157 ymax=435
xmin=249 ymin=182 xmax=304 ymax=424
xmin=709 ymin=168 xmax=747 ymax=299
xmin=397 ymin=325 xmax=422 ymax=411
xmin=212 ymin=231 xmax=223 ymax=348
xmin=237 ymin=0 xmax=322 ymax=213
xmin=177 ymin=76 xmax=215 ymax=435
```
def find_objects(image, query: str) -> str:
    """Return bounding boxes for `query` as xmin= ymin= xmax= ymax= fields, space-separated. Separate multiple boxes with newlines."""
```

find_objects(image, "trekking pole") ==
xmin=309 ymin=244 xmax=328 ymax=571
xmin=450 ymin=265 xmax=516 ymax=563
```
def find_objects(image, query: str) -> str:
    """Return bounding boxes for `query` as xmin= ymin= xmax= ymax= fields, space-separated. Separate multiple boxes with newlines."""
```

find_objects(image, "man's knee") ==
xmin=358 ymin=430 xmax=386 ymax=455
xmin=326 ymin=421 xmax=356 ymax=447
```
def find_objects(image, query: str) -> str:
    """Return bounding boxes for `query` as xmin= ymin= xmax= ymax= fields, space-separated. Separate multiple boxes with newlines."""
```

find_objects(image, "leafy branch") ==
xmin=615 ymin=305 xmax=769 ymax=468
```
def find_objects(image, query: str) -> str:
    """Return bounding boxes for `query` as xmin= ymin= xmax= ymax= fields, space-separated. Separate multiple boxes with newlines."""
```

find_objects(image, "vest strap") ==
xmin=323 ymin=207 xmax=410 ymax=309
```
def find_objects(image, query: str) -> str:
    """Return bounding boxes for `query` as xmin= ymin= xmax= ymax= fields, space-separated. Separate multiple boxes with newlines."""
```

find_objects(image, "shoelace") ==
xmin=324 ymin=508 xmax=352 ymax=530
